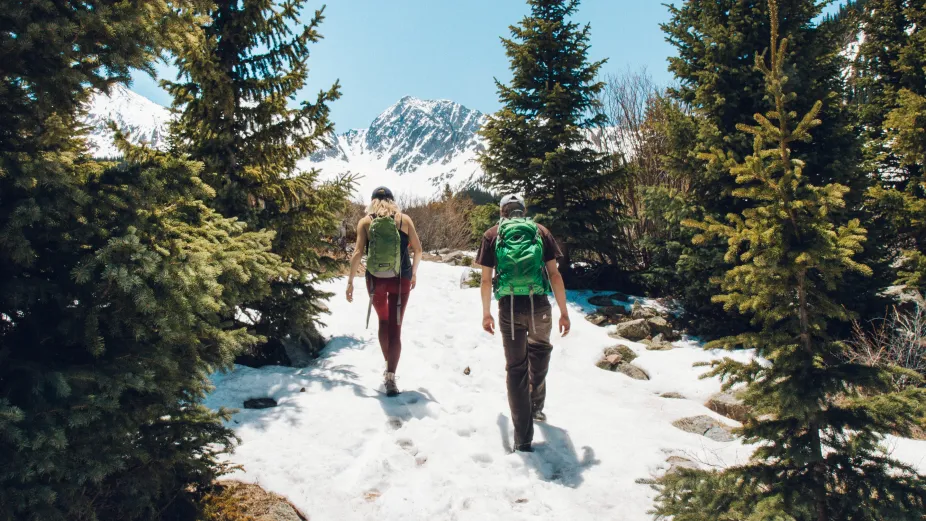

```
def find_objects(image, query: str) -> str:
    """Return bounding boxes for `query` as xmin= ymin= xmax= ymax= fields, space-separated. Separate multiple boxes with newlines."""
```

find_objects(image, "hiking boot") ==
xmin=384 ymin=371 xmax=400 ymax=397
xmin=532 ymin=410 xmax=547 ymax=422
xmin=514 ymin=443 xmax=533 ymax=453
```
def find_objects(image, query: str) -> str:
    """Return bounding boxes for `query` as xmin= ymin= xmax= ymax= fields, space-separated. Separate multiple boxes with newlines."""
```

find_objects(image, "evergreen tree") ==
xmin=0 ymin=2 xmax=292 ymax=519
xmin=654 ymin=0 xmax=881 ymax=336
xmin=653 ymin=3 xmax=926 ymax=519
xmin=478 ymin=0 xmax=626 ymax=274
xmin=165 ymin=0 xmax=352 ymax=363
xmin=853 ymin=0 xmax=926 ymax=292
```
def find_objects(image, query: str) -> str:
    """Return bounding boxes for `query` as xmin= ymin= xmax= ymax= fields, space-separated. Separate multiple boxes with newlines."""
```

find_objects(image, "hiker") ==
xmin=476 ymin=194 xmax=570 ymax=453
xmin=346 ymin=186 xmax=423 ymax=396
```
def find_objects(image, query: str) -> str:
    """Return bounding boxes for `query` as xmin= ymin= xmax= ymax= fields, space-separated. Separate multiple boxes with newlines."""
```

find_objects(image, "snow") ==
xmin=203 ymin=262 xmax=926 ymax=520
xmin=83 ymin=85 xmax=171 ymax=157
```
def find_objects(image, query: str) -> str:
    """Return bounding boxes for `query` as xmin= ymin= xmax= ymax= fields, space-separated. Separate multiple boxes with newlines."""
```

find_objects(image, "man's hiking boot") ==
xmin=514 ymin=443 xmax=533 ymax=453
xmin=384 ymin=371 xmax=399 ymax=397
xmin=532 ymin=410 xmax=546 ymax=422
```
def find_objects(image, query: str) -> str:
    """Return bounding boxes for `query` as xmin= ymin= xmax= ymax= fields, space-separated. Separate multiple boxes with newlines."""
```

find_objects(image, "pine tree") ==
xmin=853 ymin=0 xmax=926 ymax=292
xmin=0 ymin=2 xmax=293 ymax=519
xmin=478 ymin=0 xmax=626 ymax=274
xmin=165 ymin=0 xmax=352 ymax=363
xmin=654 ymin=0 xmax=883 ymax=337
xmin=653 ymin=2 xmax=926 ymax=519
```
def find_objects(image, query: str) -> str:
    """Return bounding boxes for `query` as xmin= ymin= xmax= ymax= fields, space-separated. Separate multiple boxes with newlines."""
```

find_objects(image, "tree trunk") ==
xmin=798 ymin=271 xmax=828 ymax=521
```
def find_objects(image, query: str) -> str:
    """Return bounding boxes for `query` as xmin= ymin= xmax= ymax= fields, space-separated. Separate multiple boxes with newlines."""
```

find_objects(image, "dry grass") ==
xmin=200 ymin=481 xmax=309 ymax=521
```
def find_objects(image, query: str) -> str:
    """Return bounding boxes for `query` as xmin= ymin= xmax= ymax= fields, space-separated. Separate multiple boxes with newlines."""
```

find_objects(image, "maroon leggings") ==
xmin=367 ymin=276 xmax=411 ymax=373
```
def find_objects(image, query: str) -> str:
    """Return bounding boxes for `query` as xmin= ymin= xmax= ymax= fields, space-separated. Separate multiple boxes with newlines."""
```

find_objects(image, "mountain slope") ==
xmin=84 ymin=85 xmax=171 ymax=157
xmin=204 ymin=262 xmax=926 ymax=521
xmin=84 ymin=88 xmax=487 ymax=198
xmin=302 ymin=96 xmax=487 ymax=199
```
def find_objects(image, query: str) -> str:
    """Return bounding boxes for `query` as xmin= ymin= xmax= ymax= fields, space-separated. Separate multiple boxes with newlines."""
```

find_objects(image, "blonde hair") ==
xmin=366 ymin=198 xmax=400 ymax=218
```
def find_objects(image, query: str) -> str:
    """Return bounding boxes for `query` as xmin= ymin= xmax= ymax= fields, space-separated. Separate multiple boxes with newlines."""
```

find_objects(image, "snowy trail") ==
xmin=205 ymin=262 xmax=926 ymax=521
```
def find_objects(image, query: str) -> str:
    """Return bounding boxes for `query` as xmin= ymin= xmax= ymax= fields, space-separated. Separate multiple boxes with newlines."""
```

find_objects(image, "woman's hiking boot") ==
xmin=384 ymin=371 xmax=400 ymax=397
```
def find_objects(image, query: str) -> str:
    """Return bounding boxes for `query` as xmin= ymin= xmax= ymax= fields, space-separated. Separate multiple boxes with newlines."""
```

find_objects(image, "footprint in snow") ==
xmin=396 ymin=438 xmax=418 ymax=456
xmin=471 ymin=453 xmax=493 ymax=467
xmin=387 ymin=417 xmax=403 ymax=430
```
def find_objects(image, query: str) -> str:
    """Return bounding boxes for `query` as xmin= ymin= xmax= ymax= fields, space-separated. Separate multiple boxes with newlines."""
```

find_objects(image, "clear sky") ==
xmin=131 ymin=1 xmax=847 ymax=131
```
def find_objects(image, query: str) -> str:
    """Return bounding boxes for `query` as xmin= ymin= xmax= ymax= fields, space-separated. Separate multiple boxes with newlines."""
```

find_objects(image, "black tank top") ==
xmin=366 ymin=215 xmax=413 ymax=280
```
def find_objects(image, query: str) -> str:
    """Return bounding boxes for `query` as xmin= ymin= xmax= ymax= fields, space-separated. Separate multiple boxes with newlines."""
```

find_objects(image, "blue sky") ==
xmin=131 ymin=1 xmax=847 ymax=131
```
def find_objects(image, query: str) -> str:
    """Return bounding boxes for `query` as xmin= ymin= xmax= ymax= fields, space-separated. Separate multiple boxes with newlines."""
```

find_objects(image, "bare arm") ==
xmin=404 ymin=215 xmax=423 ymax=288
xmin=546 ymin=259 xmax=571 ymax=336
xmin=480 ymin=265 xmax=495 ymax=335
xmin=346 ymin=218 xmax=368 ymax=302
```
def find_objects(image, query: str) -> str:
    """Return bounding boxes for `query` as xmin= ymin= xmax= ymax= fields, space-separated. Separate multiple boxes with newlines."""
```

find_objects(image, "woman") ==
xmin=346 ymin=186 xmax=422 ymax=396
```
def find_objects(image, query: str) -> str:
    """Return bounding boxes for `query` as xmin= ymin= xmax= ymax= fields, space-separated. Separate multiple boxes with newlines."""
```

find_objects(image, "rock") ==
xmin=608 ymin=292 xmax=630 ymax=302
xmin=437 ymin=248 xmax=453 ymax=255
xmin=595 ymin=358 xmax=614 ymax=370
xmin=442 ymin=251 xmax=474 ymax=266
xmin=647 ymin=316 xmax=674 ymax=337
xmin=243 ymin=397 xmax=277 ymax=409
xmin=604 ymin=344 xmax=638 ymax=363
xmin=666 ymin=455 xmax=700 ymax=472
xmin=598 ymin=305 xmax=627 ymax=318
xmin=585 ymin=313 xmax=608 ymax=326
xmin=616 ymin=362 xmax=650 ymax=380
xmin=463 ymin=366 xmax=471 ymax=376
xmin=660 ymin=392 xmax=686 ymax=399
xmin=300 ymin=387 xmax=306 ymax=393
xmin=421 ymin=252 xmax=442 ymax=262
xmin=645 ymin=334 xmax=675 ymax=351
xmin=705 ymin=391 xmax=750 ymax=423
xmin=605 ymin=354 xmax=623 ymax=366
xmin=588 ymin=295 xmax=616 ymax=307
xmin=611 ymin=319 xmax=651 ymax=341
xmin=631 ymin=302 xmax=658 ymax=320
xmin=672 ymin=415 xmax=736 ymax=442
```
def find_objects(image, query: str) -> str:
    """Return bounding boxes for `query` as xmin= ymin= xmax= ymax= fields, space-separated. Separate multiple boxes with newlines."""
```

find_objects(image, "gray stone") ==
xmin=671 ymin=415 xmax=736 ymax=442
xmin=243 ymin=397 xmax=278 ymax=409
xmin=605 ymin=354 xmax=623 ymax=366
xmin=611 ymin=319 xmax=651 ymax=341
xmin=588 ymin=295 xmax=616 ymax=307
xmin=660 ymin=392 xmax=686 ymax=399
xmin=631 ymin=302 xmax=658 ymax=320
xmin=595 ymin=358 xmax=614 ymax=370
xmin=604 ymin=344 xmax=637 ymax=363
xmin=647 ymin=316 xmax=674 ymax=337
xmin=585 ymin=313 xmax=608 ymax=326
xmin=705 ymin=391 xmax=750 ymax=423
xmin=616 ymin=362 xmax=650 ymax=380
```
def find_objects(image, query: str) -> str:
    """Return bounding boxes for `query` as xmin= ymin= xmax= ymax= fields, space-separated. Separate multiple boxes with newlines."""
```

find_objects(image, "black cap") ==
xmin=372 ymin=186 xmax=394 ymax=201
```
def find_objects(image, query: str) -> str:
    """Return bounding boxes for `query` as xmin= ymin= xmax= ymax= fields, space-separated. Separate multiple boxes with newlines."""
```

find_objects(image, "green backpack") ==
xmin=367 ymin=214 xmax=402 ymax=278
xmin=494 ymin=217 xmax=550 ymax=300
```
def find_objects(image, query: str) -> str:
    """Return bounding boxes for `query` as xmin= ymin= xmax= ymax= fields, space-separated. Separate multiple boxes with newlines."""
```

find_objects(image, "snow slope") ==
xmin=204 ymin=262 xmax=926 ymax=521
xmin=83 ymin=85 xmax=171 ymax=157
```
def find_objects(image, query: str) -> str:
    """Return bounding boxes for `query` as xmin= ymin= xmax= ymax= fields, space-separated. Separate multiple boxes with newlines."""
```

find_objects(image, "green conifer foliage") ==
xmin=653 ymin=2 xmax=926 ymax=519
xmin=166 ymin=0 xmax=352 ymax=362
xmin=654 ymin=0 xmax=883 ymax=336
xmin=854 ymin=0 xmax=926 ymax=292
xmin=1 ymin=2 xmax=292 ymax=518
xmin=478 ymin=0 xmax=627 ymax=273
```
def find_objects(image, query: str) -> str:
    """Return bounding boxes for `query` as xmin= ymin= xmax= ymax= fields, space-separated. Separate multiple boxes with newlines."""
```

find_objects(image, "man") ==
xmin=475 ymin=194 xmax=571 ymax=453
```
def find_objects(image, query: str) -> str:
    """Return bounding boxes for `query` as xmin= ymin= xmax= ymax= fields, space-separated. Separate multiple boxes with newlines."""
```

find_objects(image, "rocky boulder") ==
xmin=671 ymin=415 xmax=736 ymax=442
xmin=585 ymin=313 xmax=609 ymax=326
xmin=609 ymin=319 xmax=651 ymax=341
xmin=616 ymin=362 xmax=650 ymax=380
xmin=646 ymin=316 xmax=674 ymax=338
xmin=206 ymin=481 xmax=308 ymax=521
xmin=659 ymin=392 xmax=686 ymax=399
xmin=643 ymin=334 xmax=674 ymax=351
xmin=604 ymin=345 xmax=637 ymax=363
xmin=705 ymin=391 xmax=750 ymax=423
xmin=631 ymin=302 xmax=658 ymax=320
xmin=599 ymin=305 xmax=628 ymax=319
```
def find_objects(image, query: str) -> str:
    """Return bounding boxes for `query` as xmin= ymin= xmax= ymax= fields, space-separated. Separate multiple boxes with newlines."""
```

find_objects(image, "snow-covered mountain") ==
xmin=84 ymin=85 xmax=171 ymax=157
xmin=84 ymin=88 xmax=487 ymax=198
xmin=302 ymin=96 xmax=487 ymax=199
